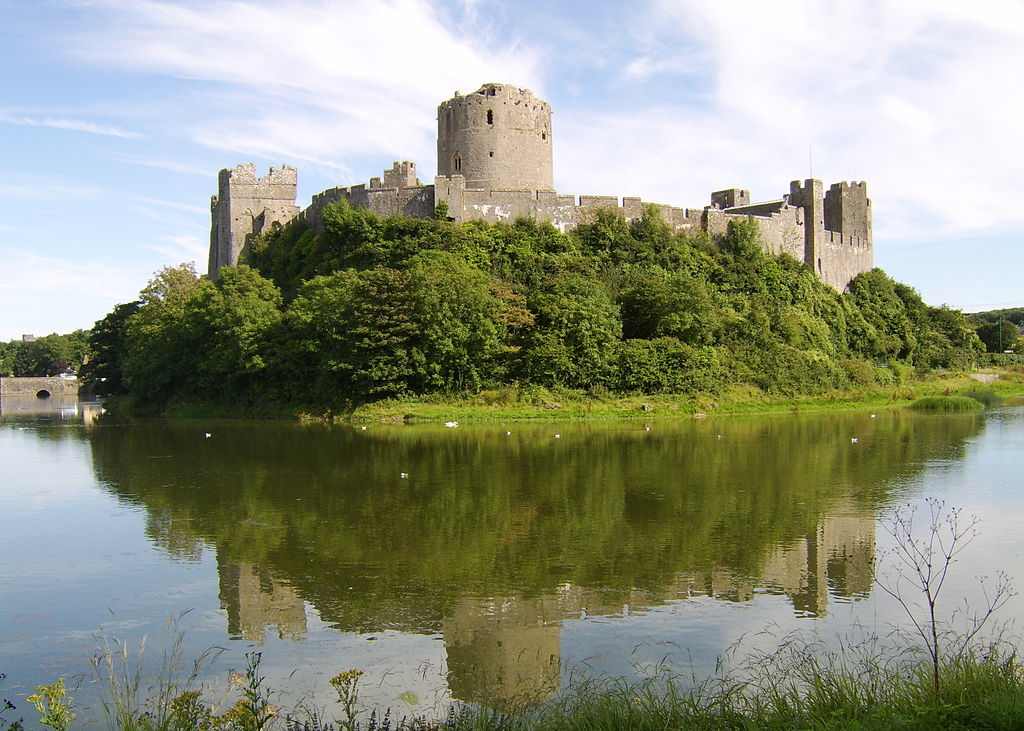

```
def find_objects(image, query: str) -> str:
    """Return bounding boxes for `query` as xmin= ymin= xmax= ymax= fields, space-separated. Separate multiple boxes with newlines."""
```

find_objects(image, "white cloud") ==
xmin=557 ymin=0 xmax=1024 ymax=241
xmin=67 ymin=0 xmax=543 ymax=181
xmin=146 ymin=234 xmax=207 ymax=266
xmin=131 ymin=196 xmax=208 ymax=216
xmin=0 ymin=249 xmax=148 ymax=339
xmin=115 ymin=156 xmax=210 ymax=177
xmin=0 ymin=110 xmax=142 ymax=139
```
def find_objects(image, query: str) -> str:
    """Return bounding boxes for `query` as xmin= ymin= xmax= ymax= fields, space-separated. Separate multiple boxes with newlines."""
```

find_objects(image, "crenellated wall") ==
xmin=209 ymin=164 xmax=299 ymax=277
xmin=434 ymin=174 xmax=704 ymax=233
xmin=208 ymin=84 xmax=873 ymax=291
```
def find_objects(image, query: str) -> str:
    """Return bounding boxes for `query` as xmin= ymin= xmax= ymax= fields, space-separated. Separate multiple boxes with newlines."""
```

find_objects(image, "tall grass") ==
xmin=909 ymin=395 xmax=983 ymax=412
xmin=18 ymin=634 xmax=1024 ymax=730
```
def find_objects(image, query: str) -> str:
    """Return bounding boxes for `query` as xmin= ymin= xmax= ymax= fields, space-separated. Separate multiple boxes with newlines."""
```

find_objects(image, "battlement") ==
xmin=209 ymin=163 xmax=300 ymax=277
xmin=824 ymin=180 xmax=871 ymax=240
xmin=435 ymin=175 xmax=703 ymax=233
xmin=209 ymin=82 xmax=873 ymax=292
xmin=711 ymin=188 xmax=751 ymax=209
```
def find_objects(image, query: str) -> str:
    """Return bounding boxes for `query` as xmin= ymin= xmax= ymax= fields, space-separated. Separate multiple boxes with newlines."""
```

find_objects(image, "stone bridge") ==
xmin=0 ymin=376 xmax=79 ymax=399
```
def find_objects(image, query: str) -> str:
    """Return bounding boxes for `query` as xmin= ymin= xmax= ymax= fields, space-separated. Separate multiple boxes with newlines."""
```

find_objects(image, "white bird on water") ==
xmin=851 ymin=437 xmax=859 ymax=444
xmin=554 ymin=433 xmax=561 ymax=439
xmin=445 ymin=421 xmax=459 ymax=428
xmin=204 ymin=433 xmax=212 ymax=439
xmin=400 ymin=472 xmax=409 ymax=479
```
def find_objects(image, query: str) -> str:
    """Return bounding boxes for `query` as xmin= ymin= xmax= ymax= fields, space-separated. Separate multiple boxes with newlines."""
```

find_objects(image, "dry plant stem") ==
xmin=875 ymin=497 xmax=1016 ymax=695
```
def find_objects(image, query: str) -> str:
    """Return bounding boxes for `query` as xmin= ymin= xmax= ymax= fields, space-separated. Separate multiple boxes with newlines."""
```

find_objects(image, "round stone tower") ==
xmin=437 ymin=83 xmax=553 ymax=192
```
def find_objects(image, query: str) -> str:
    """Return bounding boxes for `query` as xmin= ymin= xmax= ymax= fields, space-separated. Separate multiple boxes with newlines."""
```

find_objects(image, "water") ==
xmin=1 ymin=398 xmax=1023 ymax=726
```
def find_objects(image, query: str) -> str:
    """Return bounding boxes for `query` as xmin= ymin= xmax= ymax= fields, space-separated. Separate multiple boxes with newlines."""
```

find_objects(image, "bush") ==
xmin=909 ymin=396 xmax=983 ymax=412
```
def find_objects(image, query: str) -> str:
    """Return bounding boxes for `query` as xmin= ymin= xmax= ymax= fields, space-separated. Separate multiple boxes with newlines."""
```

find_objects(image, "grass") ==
xmin=909 ymin=395 xmax=985 ymax=412
xmin=103 ymin=369 xmax=1024 ymax=425
xmin=11 ymin=638 xmax=1024 ymax=730
xmin=348 ymin=369 xmax=1024 ymax=424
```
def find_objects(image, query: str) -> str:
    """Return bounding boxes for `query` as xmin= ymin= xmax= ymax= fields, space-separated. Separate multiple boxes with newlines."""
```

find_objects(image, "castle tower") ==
xmin=789 ymin=179 xmax=825 ymax=274
xmin=824 ymin=181 xmax=872 ymax=241
xmin=437 ymin=83 xmax=553 ymax=192
xmin=208 ymin=164 xmax=299 ymax=277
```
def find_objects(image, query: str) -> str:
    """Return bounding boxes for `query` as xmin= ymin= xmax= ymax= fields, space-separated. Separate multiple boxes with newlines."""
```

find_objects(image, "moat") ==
xmin=2 ymin=402 xmax=1022 ymax=726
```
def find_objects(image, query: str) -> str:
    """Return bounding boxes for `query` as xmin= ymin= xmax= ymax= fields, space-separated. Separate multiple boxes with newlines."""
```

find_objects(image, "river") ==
xmin=1 ymin=397 xmax=1022 ymax=726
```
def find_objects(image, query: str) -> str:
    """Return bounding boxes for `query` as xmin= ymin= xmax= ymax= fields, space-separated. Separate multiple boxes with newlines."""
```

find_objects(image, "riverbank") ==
xmin=122 ymin=368 xmax=1024 ymax=424
xmin=348 ymin=369 xmax=1024 ymax=424
xmin=8 ymin=643 xmax=1023 ymax=730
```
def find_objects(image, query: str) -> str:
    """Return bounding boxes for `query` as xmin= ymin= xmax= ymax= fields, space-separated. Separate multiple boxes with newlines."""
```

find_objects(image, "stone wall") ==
xmin=817 ymin=231 xmax=873 ymax=291
xmin=304 ymin=181 xmax=435 ymax=232
xmin=209 ymin=164 xmax=299 ymax=277
xmin=435 ymin=174 xmax=703 ymax=233
xmin=825 ymin=181 xmax=871 ymax=241
xmin=437 ymin=83 xmax=553 ymax=192
xmin=0 ymin=376 xmax=79 ymax=398
xmin=707 ymin=206 xmax=806 ymax=261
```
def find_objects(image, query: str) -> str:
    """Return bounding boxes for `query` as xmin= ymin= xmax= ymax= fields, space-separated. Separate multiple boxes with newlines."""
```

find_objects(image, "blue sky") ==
xmin=2 ymin=0 xmax=1023 ymax=339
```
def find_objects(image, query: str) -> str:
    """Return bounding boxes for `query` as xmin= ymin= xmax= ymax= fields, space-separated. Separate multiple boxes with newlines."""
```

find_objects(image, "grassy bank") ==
xmin=348 ymin=369 xmax=1024 ymax=424
xmin=102 ymin=368 xmax=1024 ymax=424
xmin=8 ymin=643 xmax=1023 ymax=730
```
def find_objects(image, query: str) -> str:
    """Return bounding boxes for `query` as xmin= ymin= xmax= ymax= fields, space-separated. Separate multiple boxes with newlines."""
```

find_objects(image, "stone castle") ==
xmin=209 ymin=83 xmax=873 ymax=290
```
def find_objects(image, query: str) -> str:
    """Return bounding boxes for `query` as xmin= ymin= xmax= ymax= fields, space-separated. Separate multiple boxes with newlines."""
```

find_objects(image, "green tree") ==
xmin=976 ymin=319 xmax=1020 ymax=353
xmin=80 ymin=302 xmax=140 ymax=395
xmin=184 ymin=266 xmax=283 ymax=397
xmin=524 ymin=274 xmax=622 ymax=388
xmin=123 ymin=264 xmax=201 ymax=403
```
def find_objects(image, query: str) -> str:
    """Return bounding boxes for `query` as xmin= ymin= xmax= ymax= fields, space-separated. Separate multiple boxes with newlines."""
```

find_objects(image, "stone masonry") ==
xmin=209 ymin=83 xmax=873 ymax=290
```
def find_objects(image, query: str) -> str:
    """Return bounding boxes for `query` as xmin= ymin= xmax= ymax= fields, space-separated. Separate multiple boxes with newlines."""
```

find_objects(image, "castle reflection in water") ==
xmin=216 ymin=505 xmax=873 ymax=706
xmin=76 ymin=413 xmax=977 ymax=708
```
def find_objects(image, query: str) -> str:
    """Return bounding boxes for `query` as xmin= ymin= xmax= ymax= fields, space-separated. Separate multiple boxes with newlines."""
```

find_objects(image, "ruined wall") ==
xmin=303 ymin=182 xmax=435 ymax=232
xmin=711 ymin=188 xmax=751 ymax=209
xmin=706 ymin=206 xmax=806 ymax=261
xmin=209 ymin=164 xmax=299 ymax=277
xmin=437 ymin=83 xmax=553 ymax=192
xmin=824 ymin=181 xmax=871 ymax=241
xmin=818 ymin=231 xmax=873 ymax=291
xmin=435 ymin=174 xmax=703 ymax=233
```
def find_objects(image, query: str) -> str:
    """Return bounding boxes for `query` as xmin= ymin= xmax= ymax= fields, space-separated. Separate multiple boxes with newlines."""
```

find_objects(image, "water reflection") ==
xmin=73 ymin=412 xmax=982 ymax=705
xmin=0 ymin=395 xmax=104 ymax=423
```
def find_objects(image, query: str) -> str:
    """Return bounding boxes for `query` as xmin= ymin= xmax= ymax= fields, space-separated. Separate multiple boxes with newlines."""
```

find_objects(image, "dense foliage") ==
xmin=90 ymin=202 xmax=985 ymax=409
xmin=0 ymin=331 xmax=90 ymax=377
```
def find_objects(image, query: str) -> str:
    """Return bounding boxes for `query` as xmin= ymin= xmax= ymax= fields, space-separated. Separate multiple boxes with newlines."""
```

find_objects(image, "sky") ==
xmin=1 ymin=0 xmax=1022 ymax=339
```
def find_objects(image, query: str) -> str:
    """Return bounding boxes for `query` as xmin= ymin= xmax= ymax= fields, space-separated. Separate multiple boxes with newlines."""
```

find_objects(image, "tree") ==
xmin=404 ymin=250 xmax=508 ymax=392
xmin=123 ymin=264 xmax=201 ymax=403
xmin=975 ymin=319 xmax=1020 ymax=353
xmin=80 ymin=302 xmax=140 ymax=395
xmin=283 ymin=268 xmax=418 ymax=403
xmin=185 ymin=266 xmax=283 ymax=396
xmin=524 ymin=274 xmax=622 ymax=388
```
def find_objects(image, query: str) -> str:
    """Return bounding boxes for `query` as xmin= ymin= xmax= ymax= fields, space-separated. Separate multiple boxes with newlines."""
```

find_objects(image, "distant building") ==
xmin=21 ymin=334 xmax=36 ymax=343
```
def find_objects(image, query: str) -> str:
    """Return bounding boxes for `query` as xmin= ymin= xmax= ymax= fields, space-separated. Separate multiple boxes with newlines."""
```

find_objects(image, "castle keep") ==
xmin=210 ymin=83 xmax=873 ymax=290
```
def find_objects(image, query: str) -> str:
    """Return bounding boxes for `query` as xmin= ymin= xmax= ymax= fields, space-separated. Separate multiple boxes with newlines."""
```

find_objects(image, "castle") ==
xmin=209 ymin=83 xmax=873 ymax=290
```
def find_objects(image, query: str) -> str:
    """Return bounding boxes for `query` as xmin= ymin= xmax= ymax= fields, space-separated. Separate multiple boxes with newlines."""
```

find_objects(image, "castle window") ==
xmin=489 ymin=151 xmax=494 ymax=157
xmin=453 ymin=154 xmax=461 ymax=172
xmin=542 ymin=132 xmax=547 ymax=140
xmin=486 ymin=110 xmax=493 ymax=125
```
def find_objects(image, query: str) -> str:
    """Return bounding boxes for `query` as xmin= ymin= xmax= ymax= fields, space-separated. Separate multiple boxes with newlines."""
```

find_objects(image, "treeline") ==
xmin=86 ymin=201 xmax=985 ymax=410
xmin=0 ymin=331 xmax=90 ymax=377
xmin=969 ymin=307 xmax=1024 ymax=354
